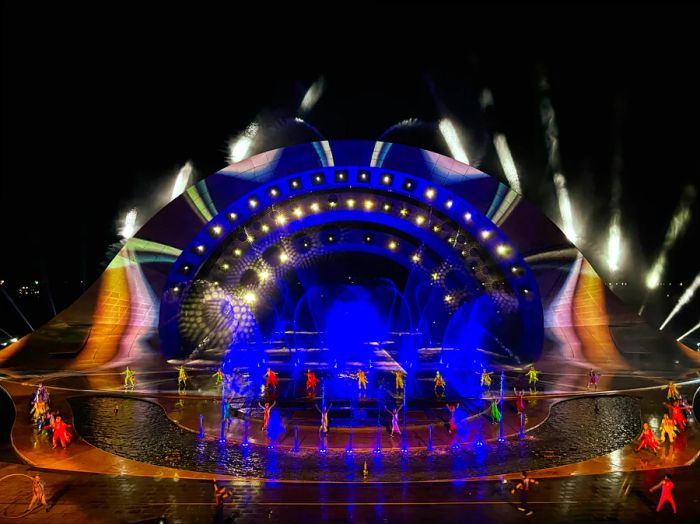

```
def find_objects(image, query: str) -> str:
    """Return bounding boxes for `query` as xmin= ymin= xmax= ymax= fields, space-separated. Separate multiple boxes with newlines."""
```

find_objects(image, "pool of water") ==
xmin=69 ymin=395 xmax=641 ymax=481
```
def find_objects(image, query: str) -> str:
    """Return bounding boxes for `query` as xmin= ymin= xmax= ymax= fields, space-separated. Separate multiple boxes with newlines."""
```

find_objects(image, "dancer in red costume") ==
xmin=51 ymin=415 xmax=72 ymax=449
xmin=264 ymin=368 xmax=278 ymax=391
xmin=446 ymin=403 xmax=459 ymax=433
xmin=514 ymin=388 xmax=525 ymax=415
xmin=258 ymin=401 xmax=276 ymax=432
xmin=305 ymin=370 xmax=320 ymax=398
xmin=649 ymin=474 xmax=676 ymax=514
xmin=636 ymin=422 xmax=659 ymax=454
xmin=665 ymin=400 xmax=691 ymax=431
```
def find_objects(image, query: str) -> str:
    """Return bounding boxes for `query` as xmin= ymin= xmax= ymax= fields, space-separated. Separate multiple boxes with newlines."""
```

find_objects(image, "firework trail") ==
xmin=677 ymin=321 xmax=700 ymax=342
xmin=299 ymin=77 xmax=325 ymax=115
xmin=659 ymin=272 xmax=700 ymax=330
xmin=171 ymin=161 xmax=192 ymax=201
xmin=120 ymin=208 xmax=138 ymax=240
xmin=439 ymin=118 xmax=470 ymax=164
xmin=227 ymin=122 xmax=259 ymax=164
xmin=493 ymin=133 xmax=522 ymax=194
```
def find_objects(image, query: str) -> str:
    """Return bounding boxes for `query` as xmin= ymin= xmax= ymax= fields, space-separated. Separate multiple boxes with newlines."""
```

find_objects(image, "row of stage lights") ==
xmin=173 ymin=170 xmax=531 ymax=302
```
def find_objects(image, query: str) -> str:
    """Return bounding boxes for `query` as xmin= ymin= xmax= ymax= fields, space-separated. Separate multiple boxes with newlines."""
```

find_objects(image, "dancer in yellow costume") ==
xmin=526 ymin=366 xmax=539 ymax=386
xmin=480 ymin=368 xmax=493 ymax=389
xmin=665 ymin=381 xmax=679 ymax=401
xmin=394 ymin=370 xmax=405 ymax=392
xmin=122 ymin=367 xmax=135 ymax=388
xmin=355 ymin=369 xmax=368 ymax=393
xmin=178 ymin=366 xmax=188 ymax=389
xmin=212 ymin=368 xmax=224 ymax=387
xmin=659 ymin=414 xmax=679 ymax=443
xmin=434 ymin=371 xmax=446 ymax=396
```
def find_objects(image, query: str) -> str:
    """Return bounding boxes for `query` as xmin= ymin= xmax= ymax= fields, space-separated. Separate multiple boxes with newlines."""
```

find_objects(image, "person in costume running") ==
xmin=305 ymin=370 xmax=320 ymax=398
xmin=446 ymin=402 xmax=459 ymax=433
xmin=177 ymin=366 xmax=188 ymax=389
xmin=27 ymin=474 xmax=48 ymax=513
xmin=526 ymin=366 xmax=539 ymax=387
xmin=511 ymin=471 xmax=538 ymax=516
xmin=649 ymin=474 xmax=677 ymax=514
xmin=636 ymin=422 xmax=660 ymax=454
xmin=394 ymin=370 xmax=405 ymax=393
xmin=386 ymin=404 xmax=403 ymax=436
xmin=434 ymin=371 xmax=446 ymax=397
xmin=665 ymin=381 xmax=679 ymax=401
xmin=212 ymin=368 xmax=224 ymax=387
xmin=315 ymin=403 xmax=332 ymax=434
xmin=665 ymin=400 xmax=691 ymax=431
xmin=587 ymin=369 xmax=600 ymax=391
xmin=51 ymin=415 xmax=72 ymax=449
xmin=480 ymin=368 xmax=493 ymax=390
xmin=258 ymin=401 xmax=276 ymax=432
xmin=659 ymin=414 xmax=679 ymax=444
xmin=264 ymin=368 xmax=278 ymax=391
xmin=122 ymin=367 xmax=135 ymax=389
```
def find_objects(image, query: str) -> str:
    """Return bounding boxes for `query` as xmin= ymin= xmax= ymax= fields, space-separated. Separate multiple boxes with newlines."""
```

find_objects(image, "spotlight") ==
xmin=364 ymin=234 xmax=373 ymax=244
xmin=246 ymin=234 xmax=254 ymax=243
xmin=415 ymin=216 xmax=426 ymax=226
xmin=464 ymin=212 xmax=472 ymax=222
xmin=259 ymin=269 xmax=270 ymax=281
xmin=382 ymin=202 xmax=392 ymax=212
xmin=310 ymin=202 xmax=320 ymax=212
xmin=358 ymin=171 xmax=370 ymax=182
xmin=233 ymin=248 xmax=242 ymax=256
xmin=403 ymin=178 xmax=416 ymax=191
xmin=279 ymin=252 xmax=289 ymax=263
xmin=388 ymin=241 xmax=398 ymax=250
xmin=195 ymin=245 xmax=205 ymax=253
xmin=328 ymin=195 xmax=339 ymax=208
xmin=243 ymin=292 xmax=257 ymax=304
xmin=445 ymin=199 xmax=453 ymax=209
xmin=268 ymin=187 xmax=279 ymax=198
xmin=288 ymin=178 xmax=302 ymax=190
xmin=172 ymin=286 xmax=180 ymax=293
xmin=261 ymin=224 xmax=270 ymax=233
xmin=335 ymin=171 xmax=347 ymax=182
xmin=431 ymin=272 xmax=440 ymax=281
xmin=327 ymin=235 xmax=336 ymax=243
xmin=249 ymin=198 xmax=258 ymax=209
xmin=496 ymin=244 xmax=511 ymax=257
xmin=425 ymin=188 xmax=436 ymax=200
xmin=432 ymin=225 xmax=441 ymax=233
xmin=210 ymin=225 xmax=223 ymax=237
xmin=312 ymin=173 xmax=325 ymax=185
xmin=293 ymin=207 xmax=304 ymax=218
xmin=411 ymin=253 xmax=421 ymax=263
xmin=399 ymin=208 xmax=409 ymax=217
xmin=221 ymin=263 xmax=230 ymax=271
xmin=481 ymin=230 xmax=491 ymax=240
xmin=364 ymin=200 xmax=374 ymax=210
xmin=381 ymin=174 xmax=393 ymax=185
xmin=227 ymin=212 xmax=238 ymax=222
xmin=444 ymin=295 xmax=453 ymax=303
xmin=346 ymin=198 xmax=356 ymax=209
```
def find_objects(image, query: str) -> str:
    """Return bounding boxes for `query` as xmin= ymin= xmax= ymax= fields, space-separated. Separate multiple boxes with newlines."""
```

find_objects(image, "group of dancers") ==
xmin=29 ymin=384 xmax=72 ymax=449
xmin=636 ymin=381 xmax=692 ymax=455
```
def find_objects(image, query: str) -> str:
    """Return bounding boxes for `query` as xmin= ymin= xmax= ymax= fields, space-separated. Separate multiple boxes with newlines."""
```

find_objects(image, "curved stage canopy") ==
xmin=2 ymin=141 xmax=698 ymax=386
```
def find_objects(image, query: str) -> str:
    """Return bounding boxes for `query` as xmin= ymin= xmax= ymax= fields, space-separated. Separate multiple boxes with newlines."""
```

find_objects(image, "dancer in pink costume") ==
xmin=385 ymin=405 xmax=403 ymax=436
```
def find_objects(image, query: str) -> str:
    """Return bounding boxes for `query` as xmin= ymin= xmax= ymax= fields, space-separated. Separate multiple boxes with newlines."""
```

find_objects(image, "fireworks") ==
xmin=171 ymin=162 xmax=192 ymax=201
xmin=438 ymin=118 xmax=470 ymax=164
xmin=120 ymin=208 xmax=138 ymax=240
xmin=660 ymin=272 xmax=700 ymax=330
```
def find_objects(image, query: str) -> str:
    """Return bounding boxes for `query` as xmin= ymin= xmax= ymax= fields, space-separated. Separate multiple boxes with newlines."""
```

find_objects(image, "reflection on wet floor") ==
xmin=69 ymin=395 xmax=641 ymax=481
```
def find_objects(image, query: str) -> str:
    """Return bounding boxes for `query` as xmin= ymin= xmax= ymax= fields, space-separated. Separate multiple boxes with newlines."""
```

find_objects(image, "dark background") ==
xmin=1 ymin=3 xmax=698 ymax=347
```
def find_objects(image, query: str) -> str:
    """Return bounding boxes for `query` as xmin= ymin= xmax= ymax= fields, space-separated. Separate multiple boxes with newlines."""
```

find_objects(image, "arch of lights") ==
xmin=159 ymin=166 xmax=543 ymax=367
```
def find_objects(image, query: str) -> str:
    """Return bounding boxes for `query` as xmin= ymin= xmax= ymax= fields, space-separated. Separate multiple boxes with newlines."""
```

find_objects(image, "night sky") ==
xmin=1 ymin=3 xmax=698 ymax=345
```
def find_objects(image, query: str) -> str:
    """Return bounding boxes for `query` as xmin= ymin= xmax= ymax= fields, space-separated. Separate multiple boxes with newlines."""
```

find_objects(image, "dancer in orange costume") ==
xmin=51 ymin=415 xmax=72 ymax=449
xmin=354 ymin=369 xmax=368 ymax=393
xmin=305 ymin=370 xmax=320 ymax=398
xmin=649 ymin=474 xmax=676 ymax=514
xmin=446 ymin=402 xmax=459 ymax=433
xmin=665 ymin=400 xmax=690 ymax=431
xmin=480 ymin=368 xmax=493 ymax=390
xmin=659 ymin=414 xmax=679 ymax=444
xmin=27 ymin=474 xmax=47 ymax=513
xmin=434 ymin=371 xmax=446 ymax=397
xmin=212 ymin=368 xmax=224 ymax=387
xmin=394 ymin=370 xmax=405 ymax=392
xmin=264 ymin=368 xmax=278 ymax=391
xmin=258 ymin=401 xmax=276 ymax=432
xmin=636 ymin=422 xmax=659 ymax=454
xmin=665 ymin=381 xmax=679 ymax=401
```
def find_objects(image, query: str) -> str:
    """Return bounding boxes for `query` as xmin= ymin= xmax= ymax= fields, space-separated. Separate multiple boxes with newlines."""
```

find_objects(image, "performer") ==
xmin=649 ymin=474 xmax=677 ymax=514
xmin=122 ymin=367 xmax=135 ymax=388
xmin=51 ymin=415 xmax=72 ymax=449
xmin=394 ymin=370 xmax=405 ymax=392
xmin=354 ymin=369 xmax=368 ymax=393
xmin=177 ymin=366 xmax=188 ymax=389
xmin=659 ymin=414 xmax=679 ymax=444
xmin=491 ymin=398 xmax=502 ymax=424
xmin=665 ymin=381 xmax=679 ymax=401
xmin=27 ymin=474 xmax=48 ymax=513
xmin=315 ymin=403 xmax=332 ymax=434
xmin=258 ymin=401 xmax=276 ymax=432
xmin=666 ymin=400 xmax=690 ymax=431
xmin=446 ymin=402 xmax=459 ymax=433
xmin=434 ymin=371 xmax=446 ymax=397
xmin=636 ymin=422 xmax=660 ymax=454
xmin=587 ymin=369 xmax=599 ymax=391
xmin=510 ymin=471 xmax=538 ymax=516
xmin=212 ymin=368 xmax=224 ymax=387
xmin=514 ymin=388 xmax=526 ymax=415
xmin=385 ymin=405 xmax=403 ymax=436
xmin=480 ymin=368 xmax=493 ymax=390
xmin=526 ymin=366 xmax=539 ymax=387
xmin=31 ymin=398 xmax=47 ymax=426
xmin=305 ymin=370 xmax=320 ymax=398
xmin=263 ymin=368 xmax=279 ymax=391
